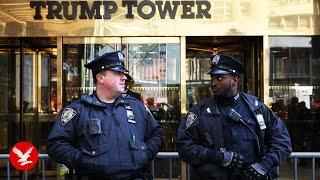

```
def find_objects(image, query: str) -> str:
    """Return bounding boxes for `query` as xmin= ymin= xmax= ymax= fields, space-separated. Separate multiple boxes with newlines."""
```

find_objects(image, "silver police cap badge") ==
xmin=212 ymin=55 xmax=220 ymax=65
xmin=61 ymin=108 xmax=77 ymax=125
xmin=118 ymin=52 xmax=124 ymax=62
xmin=186 ymin=112 xmax=197 ymax=129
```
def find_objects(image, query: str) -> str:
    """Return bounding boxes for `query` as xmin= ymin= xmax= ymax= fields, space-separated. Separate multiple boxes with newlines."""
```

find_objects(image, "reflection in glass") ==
xmin=186 ymin=56 xmax=212 ymax=109
xmin=127 ymin=43 xmax=181 ymax=151
xmin=269 ymin=36 xmax=320 ymax=152
xmin=22 ymin=47 xmax=58 ymax=157
xmin=23 ymin=54 xmax=34 ymax=113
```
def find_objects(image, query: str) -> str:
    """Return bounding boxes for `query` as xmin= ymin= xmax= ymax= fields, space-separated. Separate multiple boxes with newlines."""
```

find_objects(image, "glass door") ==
xmin=0 ymin=37 xmax=57 ymax=178
xmin=122 ymin=37 xmax=181 ymax=151
xmin=122 ymin=37 xmax=181 ymax=178
xmin=22 ymin=38 xmax=57 ymax=152
xmin=0 ymin=38 xmax=20 ymax=153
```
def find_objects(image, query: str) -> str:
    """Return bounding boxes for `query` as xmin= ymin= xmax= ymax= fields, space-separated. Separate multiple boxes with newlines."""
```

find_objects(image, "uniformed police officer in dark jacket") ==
xmin=177 ymin=54 xmax=292 ymax=180
xmin=47 ymin=51 xmax=163 ymax=179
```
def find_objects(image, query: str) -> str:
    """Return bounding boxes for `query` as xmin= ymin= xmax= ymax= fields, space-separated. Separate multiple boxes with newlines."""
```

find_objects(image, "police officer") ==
xmin=177 ymin=54 xmax=291 ymax=180
xmin=47 ymin=51 xmax=163 ymax=179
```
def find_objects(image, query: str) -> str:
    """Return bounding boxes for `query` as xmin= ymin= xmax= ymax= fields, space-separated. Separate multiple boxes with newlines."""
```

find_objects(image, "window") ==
xmin=126 ymin=42 xmax=181 ymax=151
xmin=269 ymin=36 xmax=320 ymax=152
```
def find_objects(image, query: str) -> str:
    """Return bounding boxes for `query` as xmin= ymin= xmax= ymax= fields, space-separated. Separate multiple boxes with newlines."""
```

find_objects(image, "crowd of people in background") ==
xmin=271 ymin=97 xmax=320 ymax=154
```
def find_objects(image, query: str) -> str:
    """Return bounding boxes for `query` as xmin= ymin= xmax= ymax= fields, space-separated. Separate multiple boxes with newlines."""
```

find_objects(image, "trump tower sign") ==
xmin=0 ymin=0 xmax=267 ymax=36
xmin=30 ymin=0 xmax=212 ymax=20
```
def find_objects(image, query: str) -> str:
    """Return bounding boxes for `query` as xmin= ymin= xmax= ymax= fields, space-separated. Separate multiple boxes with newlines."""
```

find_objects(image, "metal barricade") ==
xmin=0 ymin=154 xmax=49 ymax=180
xmin=1 ymin=152 xmax=320 ymax=180
xmin=289 ymin=152 xmax=320 ymax=180
xmin=153 ymin=152 xmax=180 ymax=180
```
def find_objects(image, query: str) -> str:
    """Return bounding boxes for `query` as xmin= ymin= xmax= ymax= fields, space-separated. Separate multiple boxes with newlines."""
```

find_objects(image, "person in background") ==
xmin=177 ymin=54 xmax=291 ymax=180
xmin=287 ymin=96 xmax=299 ymax=151
xmin=47 ymin=51 xmax=163 ymax=179
xmin=125 ymin=73 xmax=143 ymax=102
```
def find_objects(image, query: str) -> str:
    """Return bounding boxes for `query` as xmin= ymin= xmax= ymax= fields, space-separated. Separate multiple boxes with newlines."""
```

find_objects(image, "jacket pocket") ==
xmin=130 ymin=141 xmax=148 ymax=168
xmin=242 ymin=118 xmax=258 ymax=141
xmin=80 ymin=143 xmax=111 ymax=171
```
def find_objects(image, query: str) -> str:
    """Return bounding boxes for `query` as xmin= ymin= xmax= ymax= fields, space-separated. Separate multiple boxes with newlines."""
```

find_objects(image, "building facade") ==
xmin=0 ymin=0 xmax=320 ymax=178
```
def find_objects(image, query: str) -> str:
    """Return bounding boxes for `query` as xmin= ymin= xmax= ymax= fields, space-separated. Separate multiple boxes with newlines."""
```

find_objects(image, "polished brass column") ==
xmin=57 ymin=37 xmax=63 ymax=112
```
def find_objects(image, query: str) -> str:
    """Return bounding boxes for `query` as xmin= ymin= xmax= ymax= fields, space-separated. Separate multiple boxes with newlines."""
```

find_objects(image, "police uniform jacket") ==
xmin=47 ymin=92 xmax=163 ymax=178
xmin=177 ymin=93 xmax=292 ymax=179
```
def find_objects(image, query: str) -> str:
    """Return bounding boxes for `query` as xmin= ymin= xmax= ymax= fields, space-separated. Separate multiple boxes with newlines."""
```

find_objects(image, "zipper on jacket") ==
xmin=112 ymin=112 xmax=122 ymax=169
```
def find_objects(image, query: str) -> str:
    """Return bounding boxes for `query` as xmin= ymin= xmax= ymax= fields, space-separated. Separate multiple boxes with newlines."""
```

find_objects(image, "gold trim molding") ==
xmin=0 ymin=0 xmax=319 ymax=36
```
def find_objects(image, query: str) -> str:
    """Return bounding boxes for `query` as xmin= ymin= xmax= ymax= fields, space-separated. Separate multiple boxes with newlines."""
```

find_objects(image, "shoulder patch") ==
xmin=186 ymin=112 xmax=197 ymax=129
xmin=61 ymin=108 xmax=77 ymax=125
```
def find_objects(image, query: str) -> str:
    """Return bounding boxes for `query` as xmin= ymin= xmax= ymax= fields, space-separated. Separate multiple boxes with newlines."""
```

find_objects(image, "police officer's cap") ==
xmin=84 ymin=51 xmax=128 ymax=74
xmin=207 ymin=54 xmax=246 ymax=76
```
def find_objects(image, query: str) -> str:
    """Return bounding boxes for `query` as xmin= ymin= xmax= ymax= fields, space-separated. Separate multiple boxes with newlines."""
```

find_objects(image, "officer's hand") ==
xmin=243 ymin=162 xmax=269 ymax=180
xmin=219 ymin=150 xmax=246 ymax=171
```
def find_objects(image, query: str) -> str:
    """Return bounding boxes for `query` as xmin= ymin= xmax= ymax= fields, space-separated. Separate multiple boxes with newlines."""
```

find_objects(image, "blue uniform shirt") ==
xmin=47 ymin=92 xmax=163 ymax=178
